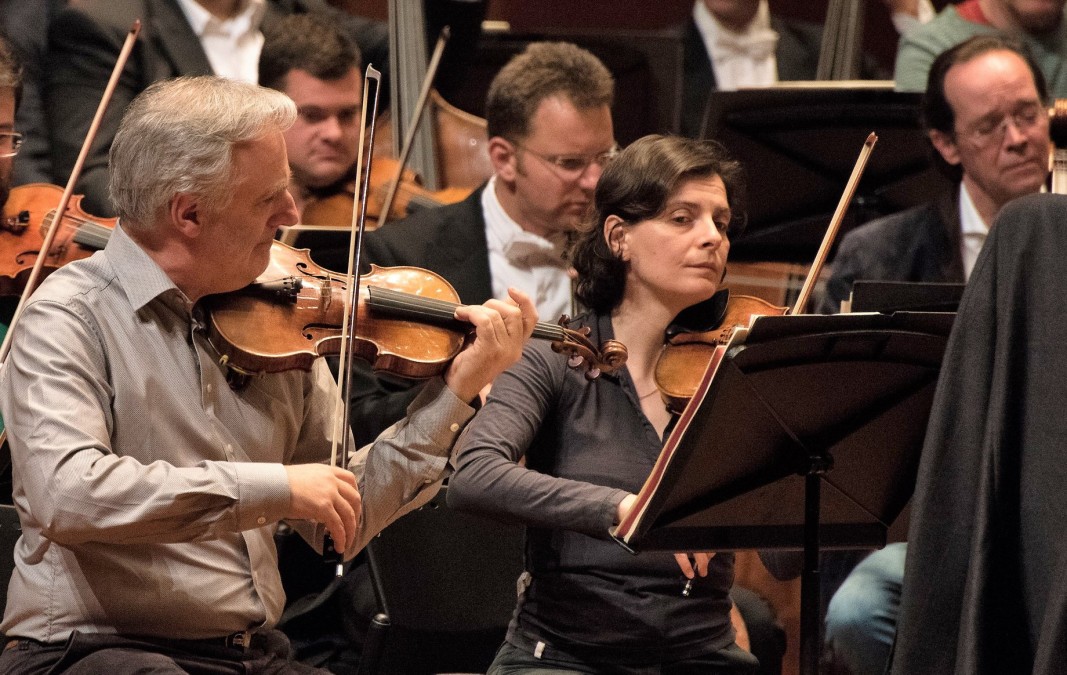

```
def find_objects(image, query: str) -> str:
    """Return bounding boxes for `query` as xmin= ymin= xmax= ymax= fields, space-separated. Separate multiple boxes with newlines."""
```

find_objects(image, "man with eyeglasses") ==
xmin=0 ymin=35 xmax=21 ymax=449
xmin=817 ymin=35 xmax=1050 ymax=675
xmin=0 ymin=37 xmax=18 ymax=214
xmin=318 ymin=41 xmax=617 ymax=446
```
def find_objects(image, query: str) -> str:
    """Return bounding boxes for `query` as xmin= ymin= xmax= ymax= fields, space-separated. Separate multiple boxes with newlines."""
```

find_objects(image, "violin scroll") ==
xmin=549 ymin=318 xmax=628 ymax=380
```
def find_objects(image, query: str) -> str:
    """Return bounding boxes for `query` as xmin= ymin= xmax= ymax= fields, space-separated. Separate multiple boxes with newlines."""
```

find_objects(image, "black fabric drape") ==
xmin=890 ymin=193 xmax=1067 ymax=674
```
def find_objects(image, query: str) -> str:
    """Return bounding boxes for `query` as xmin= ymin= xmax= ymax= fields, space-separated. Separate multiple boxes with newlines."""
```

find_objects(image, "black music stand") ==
xmin=701 ymin=86 xmax=951 ymax=262
xmin=614 ymin=311 xmax=953 ymax=675
xmin=849 ymin=280 xmax=965 ymax=313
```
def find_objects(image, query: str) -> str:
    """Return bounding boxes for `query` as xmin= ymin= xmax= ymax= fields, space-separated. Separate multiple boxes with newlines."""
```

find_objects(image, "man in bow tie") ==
xmin=318 ymin=41 xmax=617 ymax=446
xmin=680 ymin=0 xmax=897 ymax=138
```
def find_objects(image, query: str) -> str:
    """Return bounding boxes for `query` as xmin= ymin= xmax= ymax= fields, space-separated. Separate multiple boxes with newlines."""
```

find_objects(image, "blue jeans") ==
xmin=823 ymin=543 xmax=906 ymax=675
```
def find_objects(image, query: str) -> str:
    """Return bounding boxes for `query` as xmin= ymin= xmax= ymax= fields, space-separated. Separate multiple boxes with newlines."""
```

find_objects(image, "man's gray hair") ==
xmin=109 ymin=76 xmax=297 ymax=229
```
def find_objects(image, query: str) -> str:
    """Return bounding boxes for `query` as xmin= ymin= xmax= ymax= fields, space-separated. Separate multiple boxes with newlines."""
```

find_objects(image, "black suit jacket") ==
xmin=818 ymin=188 xmax=963 ymax=314
xmin=891 ymin=193 xmax=1067 ymax=674
xmin=325 ymin=188 xmax=493 ymax=446
xmin=46 ymin=0 xmax=387 ymax=216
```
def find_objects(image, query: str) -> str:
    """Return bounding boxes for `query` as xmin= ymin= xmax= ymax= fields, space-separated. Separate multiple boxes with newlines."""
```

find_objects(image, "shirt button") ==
xmin=256 ymin=516 xmax=266 ymax=525
xmin=206 ymin=383 xmax=213 ymax=394
xmin=225 ymin=444 xmax=233 ymax=454
xmin=449 ymin=423 xmax=461 ymax=433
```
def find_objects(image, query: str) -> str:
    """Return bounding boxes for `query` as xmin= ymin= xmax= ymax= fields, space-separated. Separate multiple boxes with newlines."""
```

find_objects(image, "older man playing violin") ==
xmin=0 ymin=75 xmax=536 ymax=675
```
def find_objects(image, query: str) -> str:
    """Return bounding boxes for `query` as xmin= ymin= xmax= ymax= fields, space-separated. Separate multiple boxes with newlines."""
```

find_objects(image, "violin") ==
xmin=202 ymin=241 xmax=627 ymax=382
xmin=653 ymin=133 xmax=879 ymax=414
xmin=300 ymin=156 xmax=470 ymax=230
xmin=0 ymin=183 xmax=115 ymax=296
xmin=654 ymin=293 xmax=786 ymax=414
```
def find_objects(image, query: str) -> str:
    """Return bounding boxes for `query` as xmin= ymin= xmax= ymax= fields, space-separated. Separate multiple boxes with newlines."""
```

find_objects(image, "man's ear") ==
xmin=488 ymin=136 xmax=518 ymax=182
xmin=604 ymin=215 xmax=629 ymax=261
xmin=168 ymin=193 xmax=204 ymax=239
xmin=928 ymin=129 xmax=962 ymax=168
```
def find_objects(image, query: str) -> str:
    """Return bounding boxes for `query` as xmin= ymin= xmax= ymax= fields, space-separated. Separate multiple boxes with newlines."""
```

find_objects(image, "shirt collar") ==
xmin=958 ymin=182 xmax=989 ymax=237
xmin=482 ymin=176 xmax=569 ymax=267
xmin=175 ymin=0 xmax=266 ymax=37
xmin=693 ymin=0 xmax=777 ymax=60
xmin=106 ymin=223 xmax=188 ymax=312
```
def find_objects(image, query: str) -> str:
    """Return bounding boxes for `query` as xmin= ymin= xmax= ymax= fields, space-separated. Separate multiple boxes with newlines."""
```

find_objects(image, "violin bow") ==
xmin=790 ymin=132 xmax=877 ymax=315
xmin=374 ymin=26 xmax=450 ymax=229
xmin=324 ymin=64 xmax=383 ymax=577
xmin=0 ymin=21 xmax=142 ymax=364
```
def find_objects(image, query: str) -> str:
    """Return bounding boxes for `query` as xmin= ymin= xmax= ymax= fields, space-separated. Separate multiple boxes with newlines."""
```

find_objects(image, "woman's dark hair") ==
xmin=923 ymin=34 xmax=1048 ymax=182
xmin=570 ymin=134 xmax=745 ymax=314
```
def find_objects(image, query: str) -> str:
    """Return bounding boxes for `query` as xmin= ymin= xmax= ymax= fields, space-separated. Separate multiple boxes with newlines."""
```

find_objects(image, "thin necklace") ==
xmin=636 ymin=387 xmax=660 ymax=400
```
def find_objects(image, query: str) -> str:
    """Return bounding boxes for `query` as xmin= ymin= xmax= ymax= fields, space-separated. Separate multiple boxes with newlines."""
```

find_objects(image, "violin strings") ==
xmin=368 ymin=286 xmax=566 ymax=340
xmin=42 ymin=211 xmax=112 ymax=251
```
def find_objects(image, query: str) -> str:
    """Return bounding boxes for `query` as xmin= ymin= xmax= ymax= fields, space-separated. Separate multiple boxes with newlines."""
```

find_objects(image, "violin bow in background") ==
xmin=375 ymin=26 xmax=450 ymax=229
xmin=790 ymin=132 xmax=877 ymax=314
xmin=0 ymin=21 xmax=141 ymax=364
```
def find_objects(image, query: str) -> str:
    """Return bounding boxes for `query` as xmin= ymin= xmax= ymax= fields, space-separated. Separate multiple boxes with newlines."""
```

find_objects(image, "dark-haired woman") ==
xmin=448 ymin=134 xmax=759 ymax=674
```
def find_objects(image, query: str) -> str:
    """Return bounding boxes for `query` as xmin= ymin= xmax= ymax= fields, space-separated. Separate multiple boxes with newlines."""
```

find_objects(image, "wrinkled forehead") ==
xmin=945 ymin=50 xmax=1040 ymax=116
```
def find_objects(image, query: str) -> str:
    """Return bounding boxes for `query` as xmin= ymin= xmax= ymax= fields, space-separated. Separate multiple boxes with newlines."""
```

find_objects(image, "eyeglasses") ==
xmin=512 ymin=141 xmax=619 ymax=178
xmin=0 ymin=132 xmax=22 ymax=159
xmin=955 ymin=101 xmax=1046 ymax=148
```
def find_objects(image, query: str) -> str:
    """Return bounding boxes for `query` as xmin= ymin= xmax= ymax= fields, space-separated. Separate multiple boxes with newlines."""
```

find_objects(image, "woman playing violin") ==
xmin=448 ymin=134 xmax=758 ymax=674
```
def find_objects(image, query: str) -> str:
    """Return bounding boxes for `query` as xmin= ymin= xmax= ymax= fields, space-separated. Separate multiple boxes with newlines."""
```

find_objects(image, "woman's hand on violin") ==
xmin=444 ymin=288 xmax=537 ymax=403
xmin=675 ymin=551 xmax=717 ymax=579
xmin=285 ymin=464 xmax=362 ymax=553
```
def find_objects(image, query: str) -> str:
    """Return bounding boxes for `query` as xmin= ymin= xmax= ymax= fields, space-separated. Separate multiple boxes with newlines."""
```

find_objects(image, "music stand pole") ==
xmin=801 ymin=452 xmax=832 ymax=675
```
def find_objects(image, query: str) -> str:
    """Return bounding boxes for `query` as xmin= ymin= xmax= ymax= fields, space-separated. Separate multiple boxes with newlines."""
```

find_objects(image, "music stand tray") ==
xmin=614 ymin=311 xmax=952 ymax=674
xmin=849 ymin=280 xmax=965 ymax=313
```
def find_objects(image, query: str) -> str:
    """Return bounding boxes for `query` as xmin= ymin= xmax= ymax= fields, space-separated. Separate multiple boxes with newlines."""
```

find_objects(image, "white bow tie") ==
xmin=503 ymin=238 xmax=566 ymax=268
xmin=711 ymin=28 xmax=779 ymax=61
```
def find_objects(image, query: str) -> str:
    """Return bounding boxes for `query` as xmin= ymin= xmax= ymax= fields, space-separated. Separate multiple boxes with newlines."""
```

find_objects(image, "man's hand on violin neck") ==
xmin=444 ymin=288 xmax=538 ymax=403
xmin=285 ymin=464 xmax=362 ymax=553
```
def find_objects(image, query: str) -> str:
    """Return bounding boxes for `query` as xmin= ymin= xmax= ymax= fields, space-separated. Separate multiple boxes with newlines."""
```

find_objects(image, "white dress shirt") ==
xmin=482 ymin=176 xmax=574 ymax=322
xmin=891 ymin=0 xmax=936 ymax=36
xmin=692 ymin=0 xmax=779 ymax=91
xmin=0 ymin=225 xmax=471 ymax=642
xmin=958 ymin=182 xmax=989 ymax=280
xmin=175 ymin=0 xmax=266 ymax=83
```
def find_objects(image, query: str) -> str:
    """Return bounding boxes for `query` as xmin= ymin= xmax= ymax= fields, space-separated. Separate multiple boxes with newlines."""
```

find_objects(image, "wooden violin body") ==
xmin=203 ymin=242 xmax=628 ymax=381
xmin=0 ymin=183 xmax=116 ymax=296
xmin=300 ymin=155 xmax=472 ymax=230
xmin=654 ymin=293 xmax=787 ymax=414
xmin=203 ymin=242 xmax=465 ymax=378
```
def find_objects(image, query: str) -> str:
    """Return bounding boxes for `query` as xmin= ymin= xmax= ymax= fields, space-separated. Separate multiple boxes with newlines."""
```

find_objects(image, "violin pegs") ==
xmin=568 ymin=354 xmax=585 ymax=369
xmin=584 ymin=367 xmax=601 ymax=381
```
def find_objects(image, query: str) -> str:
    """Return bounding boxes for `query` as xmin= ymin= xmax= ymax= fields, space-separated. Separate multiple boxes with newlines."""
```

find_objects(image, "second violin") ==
xmin=0 ymin=183 xmax=115 ymax=296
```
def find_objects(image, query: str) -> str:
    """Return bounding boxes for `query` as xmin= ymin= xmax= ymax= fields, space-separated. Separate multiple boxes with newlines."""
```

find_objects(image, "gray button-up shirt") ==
xmin=0 ymin=225 xmax=472 ymax=642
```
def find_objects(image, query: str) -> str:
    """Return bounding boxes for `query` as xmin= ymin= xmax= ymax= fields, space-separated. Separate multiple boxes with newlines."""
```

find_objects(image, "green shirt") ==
xmin=894 ymin=5 xmax=1067 ymax=95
